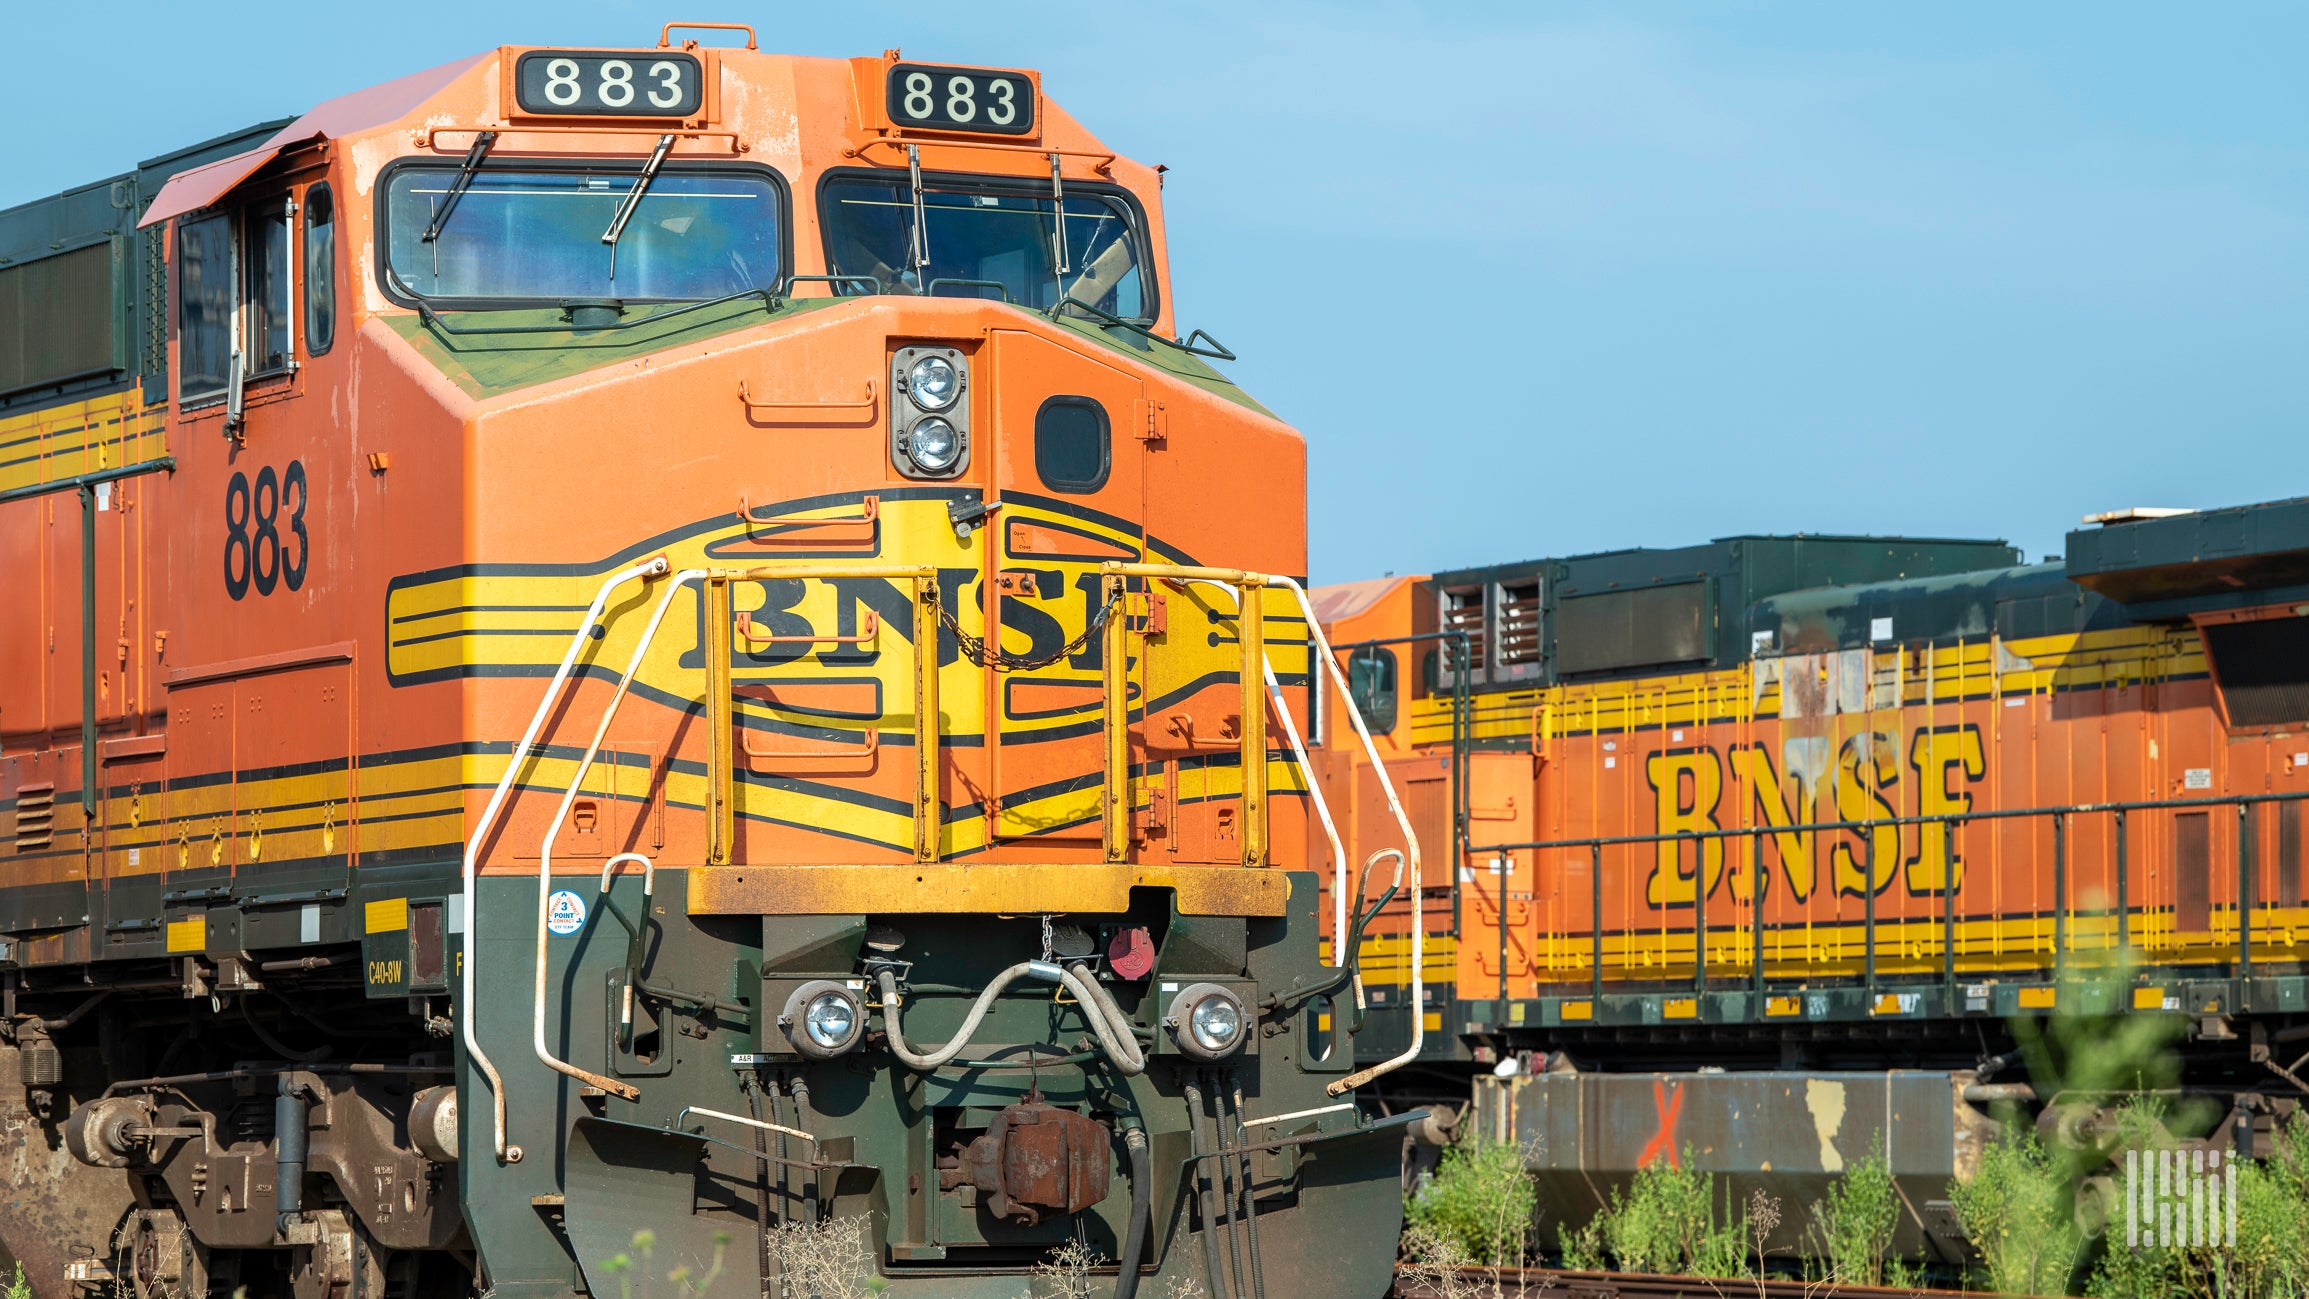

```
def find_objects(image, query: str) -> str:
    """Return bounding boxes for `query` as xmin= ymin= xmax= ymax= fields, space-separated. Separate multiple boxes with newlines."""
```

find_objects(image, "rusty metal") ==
xmin=963 ymin=1100 xmax=1112 ymax=1226
xmin=687 ymin=862 xmax=1291 ymax=917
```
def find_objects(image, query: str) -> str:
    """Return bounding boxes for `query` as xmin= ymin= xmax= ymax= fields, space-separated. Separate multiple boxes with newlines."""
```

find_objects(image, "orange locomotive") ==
xmin=0 ymin=28 xmax=1417 ymax=1298
xmin=1312 ymin=513 xmax=2309 ymax=1258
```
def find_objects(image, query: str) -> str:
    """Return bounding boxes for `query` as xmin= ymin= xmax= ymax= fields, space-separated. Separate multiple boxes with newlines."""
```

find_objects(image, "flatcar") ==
xmin=1309 ymin=503 xmax=2309 ymax=1259
xmin=0 ymin=28 xmax=1420 ymax=1298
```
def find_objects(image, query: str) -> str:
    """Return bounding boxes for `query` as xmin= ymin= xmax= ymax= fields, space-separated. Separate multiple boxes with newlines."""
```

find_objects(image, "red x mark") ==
xmin=1635 ymin=1077 xmax=1685 ymax=1169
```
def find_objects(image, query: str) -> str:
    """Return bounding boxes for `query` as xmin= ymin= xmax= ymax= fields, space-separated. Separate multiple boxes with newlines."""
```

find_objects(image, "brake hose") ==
xmin=878 ymin=962 xmax=1146 ymax=1074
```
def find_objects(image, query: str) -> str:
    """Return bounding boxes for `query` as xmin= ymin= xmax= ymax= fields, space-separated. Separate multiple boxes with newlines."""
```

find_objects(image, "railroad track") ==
xmin=1393 ymin=1266 xmax=1976 ymax=1299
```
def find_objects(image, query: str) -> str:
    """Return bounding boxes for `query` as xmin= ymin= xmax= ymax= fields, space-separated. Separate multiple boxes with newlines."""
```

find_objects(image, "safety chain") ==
xmin=938 ymin=584 xmax=1122 ymax=673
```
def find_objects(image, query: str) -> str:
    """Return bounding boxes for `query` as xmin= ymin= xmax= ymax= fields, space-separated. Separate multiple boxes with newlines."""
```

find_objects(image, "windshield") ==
xmin=820 ymin=175 xmax=1149 ymax=319
xmin=385 ymin=163 xmax=781 ymax=303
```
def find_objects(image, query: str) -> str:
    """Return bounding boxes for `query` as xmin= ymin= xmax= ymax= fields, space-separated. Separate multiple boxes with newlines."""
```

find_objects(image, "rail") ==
xmin=1465 ymin=789 xmax=2309 ymax=1005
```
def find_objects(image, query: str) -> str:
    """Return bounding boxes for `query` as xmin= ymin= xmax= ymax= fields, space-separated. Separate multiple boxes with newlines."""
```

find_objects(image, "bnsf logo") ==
xmin=1645 ymin=723 xmax=1985 ymax=906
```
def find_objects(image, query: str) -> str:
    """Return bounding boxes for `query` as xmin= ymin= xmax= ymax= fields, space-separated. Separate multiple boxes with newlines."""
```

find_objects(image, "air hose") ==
xmin=877 ymin=961 xmax=1144 ymax=1074
xmin=1112 ymin=1125 xmax=1152 ymax=1299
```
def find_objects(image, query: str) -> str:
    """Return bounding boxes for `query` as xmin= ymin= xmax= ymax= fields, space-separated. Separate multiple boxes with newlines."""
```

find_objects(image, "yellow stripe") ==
xmin=0 ymin=388 xmax=169 ymax=497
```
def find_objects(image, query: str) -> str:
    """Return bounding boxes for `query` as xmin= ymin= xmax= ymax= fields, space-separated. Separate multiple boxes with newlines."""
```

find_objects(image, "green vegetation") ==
xmin=2081 ymin=1110 xmax=2309 ymax=1299
xmin=599 ymin=1227 xmax=732 ymax=1298
xmin=1807 ymin=1147 xmax=1916 ymax=1288
xmin=1404 ymin=1136 xmax=1540 ymax=1266
xmin=1951 ymin=1130 xmax=2087 ymax=1295
xmin=5 ymin=1262 xmax=29 ymax=1299
xmin=1592 ymin=1155 xmax=1749 ymax=1278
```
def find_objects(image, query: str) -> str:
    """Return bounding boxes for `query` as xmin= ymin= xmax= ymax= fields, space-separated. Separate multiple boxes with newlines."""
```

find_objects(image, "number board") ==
xmin=886 ymin=63 xmax=1034 ymax=136
xmin=514 ymin=50 xmax=703 ymax=117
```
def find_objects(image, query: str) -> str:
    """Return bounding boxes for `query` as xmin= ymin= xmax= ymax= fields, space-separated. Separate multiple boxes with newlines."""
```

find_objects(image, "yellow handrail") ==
xmin=703 ymin=565 xmax=940 ymax=865
xmin=1098 ymin=563 xmax=1272 ymax=868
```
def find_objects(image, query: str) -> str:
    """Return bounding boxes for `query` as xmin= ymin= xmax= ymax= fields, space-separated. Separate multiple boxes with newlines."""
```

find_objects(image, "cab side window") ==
xmin=175 ymin=213 xmax=234 ymax=403
xmin=304 ymin=184 xmax=336 ymax=356
xmin=245 ymin=200 xmax=293 ymax=376
xmin=1346 ymin=646 xmax=1398 ymax=734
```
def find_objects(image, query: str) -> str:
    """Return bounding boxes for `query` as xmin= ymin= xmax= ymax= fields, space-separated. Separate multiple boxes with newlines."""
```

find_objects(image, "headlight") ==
xmin=781 ymin=980 xmax=865 ymax=1060
xmin=906 ymin=417 xmax=961 ymax=473
xmin=905 ymin=354 xmax=961 ymax=411
xmin=1168 ymin=983 xmax=1247 ymax=1061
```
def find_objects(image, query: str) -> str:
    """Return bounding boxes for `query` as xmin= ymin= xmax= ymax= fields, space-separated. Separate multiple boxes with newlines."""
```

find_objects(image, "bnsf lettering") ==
xmin=1645 ymin=723 xmax=1986 ymax=908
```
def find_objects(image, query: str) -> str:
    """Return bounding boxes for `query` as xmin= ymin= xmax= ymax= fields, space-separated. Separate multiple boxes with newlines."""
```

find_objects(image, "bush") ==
xmin=1579 ymin=1158 xmax=1736 ymax=1282
xmin=1809 ymin=1147 xmax=1904 ymax=1287
xmin=1404 ymin=1136 xmax=1539 ymax=1266
xmin=1952 ymin=1131 xmax=2084 ymax=1296
xmin=2083 ymin=1111 xmax=2309 ymax=1299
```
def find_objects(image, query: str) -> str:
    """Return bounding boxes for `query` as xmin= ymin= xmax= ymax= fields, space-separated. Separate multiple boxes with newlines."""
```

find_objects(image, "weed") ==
xmin=4 ymin=1263 xmax=27 ymax=1299
xmin=769 ymin=1217 xmax=884 ymax=1299
xmin=1555 ymin=1218 xmax=1607 ymax=1272
xmin=1162 ymin=1274 xmax=1207 ymax=1299
xmin=1807 ymin=1146 xmax=1900 ymax=1287
xmin=2082 ymin=1111 xmax=2309 ymax=1299
xmin=1951 ymin=1130 xmax=2084 ymax=1296
xmin=601 ymin=1228 xmax=731 ymax=1298
xmin=1596 ymin=1154 xmax=1749 ymax=1278
xmin=1399 ymin=1224 xmax=1489 ymax=1299
xmin=1405 ymin=1135 xmax=1540 ymax=1266
xmin=1031 ymin=1238 xmax=1104 ymax=1299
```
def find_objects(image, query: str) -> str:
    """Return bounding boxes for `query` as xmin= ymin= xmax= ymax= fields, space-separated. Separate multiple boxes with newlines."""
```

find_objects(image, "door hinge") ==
xmin=1135 ymin=398 xmax=1168 ymax=443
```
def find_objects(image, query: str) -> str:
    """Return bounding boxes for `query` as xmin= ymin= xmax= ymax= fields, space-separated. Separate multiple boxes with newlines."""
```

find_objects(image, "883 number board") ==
xmin=514 ymin=50 xmax=703 ymax=117
xmin=886 ymin=62 xmax=1034 ymax=135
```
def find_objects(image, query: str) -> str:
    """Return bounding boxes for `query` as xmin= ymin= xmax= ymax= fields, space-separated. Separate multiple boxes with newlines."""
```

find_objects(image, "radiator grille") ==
xmin=13 ymin=783 xmax=54 ymax=851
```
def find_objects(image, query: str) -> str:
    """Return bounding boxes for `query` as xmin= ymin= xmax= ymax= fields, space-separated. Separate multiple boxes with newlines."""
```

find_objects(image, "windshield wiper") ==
xmin=602 ymin=134 xmax=677 ymax=248
xmin=420 ymin=131 xmax=498 ymax=243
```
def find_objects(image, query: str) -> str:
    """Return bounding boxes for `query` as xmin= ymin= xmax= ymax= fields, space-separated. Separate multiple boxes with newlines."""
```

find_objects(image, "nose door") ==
xmin=978 ymin=329 xmax=1145 ymax=846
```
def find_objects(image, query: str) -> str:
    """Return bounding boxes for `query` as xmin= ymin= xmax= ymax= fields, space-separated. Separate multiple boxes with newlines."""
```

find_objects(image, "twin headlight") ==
xmin=780 ymin=980 xmax=866 ymax=1060
xmin=892 ymin=346 xmax=970 ymax=478
xmin=1166 ymin=983 xmax=1249 ymax=1061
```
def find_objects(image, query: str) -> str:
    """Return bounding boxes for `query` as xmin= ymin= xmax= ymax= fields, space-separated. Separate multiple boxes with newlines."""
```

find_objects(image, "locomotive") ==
xmin=0 ymin=29 xmax=1418 ymax=1298
xmin=1310 ymin=502 xmax=2309 ymax=1259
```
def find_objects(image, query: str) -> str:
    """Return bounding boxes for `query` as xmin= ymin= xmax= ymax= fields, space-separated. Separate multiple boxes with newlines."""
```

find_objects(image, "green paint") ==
xmin=383 ymin=295 xmax=1271 ymax=416
xmin=383 ymin=296 xmax=839 ymax=399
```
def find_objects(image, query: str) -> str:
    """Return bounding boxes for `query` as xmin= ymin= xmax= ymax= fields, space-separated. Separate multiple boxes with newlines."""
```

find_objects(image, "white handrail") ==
xmin=1262 ymin=656 xmax=1347 ymax=958
xmin=1185 ymin=574 xmax=1420 ymax=1091
xmin=533 ymin=570 xmax=705 ymax=1100
xmin=461 ymin=556 xmax=668 ymax=1164
xmin=1174 ymin=577 xmax=1350 ymax=959
xmin=1268 ymin=577 xmax=1423 ymax=1096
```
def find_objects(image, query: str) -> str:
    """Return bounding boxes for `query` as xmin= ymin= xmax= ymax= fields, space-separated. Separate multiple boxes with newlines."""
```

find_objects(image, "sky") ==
xmin=7 ymin=2 xmax=2303 ymax=583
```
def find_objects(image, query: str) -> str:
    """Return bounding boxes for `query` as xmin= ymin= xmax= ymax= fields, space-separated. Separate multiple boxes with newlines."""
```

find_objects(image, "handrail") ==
xmin=419 ymin=124 xmax=747 ymax=153
xmin=462 ymin=555 xmax=669 ymax=1163
xmin=1267 ymin=576 xmax=1422 ymax=1096
xmin=1468 ymin=789 xmax=2309 ymax=1000
xmin=844 ymin=135 xmax=1117 ymax=172
xmin=703 ymin=565 xmax=941 ymax=864
xmin=533 ymin=570 xmax=704 ymax=1100
xmin=927 ymin=277 xmax=1017 ymax=303
xmin=1099 ymin=565 xmax=1269 ymax=867
xmin=737 ymin=378 xmax=877 ymax=423
xmin=1089 ymin=563 xmax=1421 ymax=1093
xmin=417 ymin=287 xmax=778 ymax=338
xmin=659 ymin=20 xmax=756 ymax=48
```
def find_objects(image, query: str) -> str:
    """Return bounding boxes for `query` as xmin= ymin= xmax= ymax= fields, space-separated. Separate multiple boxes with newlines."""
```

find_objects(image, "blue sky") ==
xmin=10 ymin=3 xmax=2303 ymax=582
